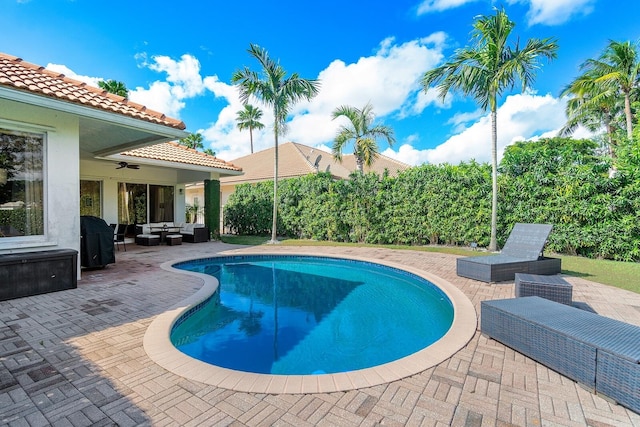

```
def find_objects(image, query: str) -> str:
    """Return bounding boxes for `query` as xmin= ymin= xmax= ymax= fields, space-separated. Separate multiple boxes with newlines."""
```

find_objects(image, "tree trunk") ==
xmin=489 ymin=107 xmax=498 ymax=252
xmin=270 ymin=126 xmax=279 ymax=244
xmin=624 ymin=91 xmax=633 ymax=140
xmin=355 ymin=155 xmax=364 ymax=174
xmin=249 ymin=127 xmax=254 ymax=154
xmin=606 ymin=116 xmax=618 ymax=178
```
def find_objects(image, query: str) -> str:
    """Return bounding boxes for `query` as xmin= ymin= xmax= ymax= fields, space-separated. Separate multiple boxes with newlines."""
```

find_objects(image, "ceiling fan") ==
xmin=115 ymin=161 xmax=140 ymax=170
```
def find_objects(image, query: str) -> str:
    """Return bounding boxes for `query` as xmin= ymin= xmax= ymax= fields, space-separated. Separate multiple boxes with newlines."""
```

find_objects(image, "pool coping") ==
xmin=143 ymin=250 xmax=477 ymax=394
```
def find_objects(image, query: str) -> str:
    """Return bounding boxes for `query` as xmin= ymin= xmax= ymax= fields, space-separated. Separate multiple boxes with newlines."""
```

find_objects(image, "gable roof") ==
xmin=120 ymin=142 xmax=243 ymax=173
xmin=0 ymin=53 xmax=185 ymax=130
xmin=220 ymin=142 xmax=410 ymax=184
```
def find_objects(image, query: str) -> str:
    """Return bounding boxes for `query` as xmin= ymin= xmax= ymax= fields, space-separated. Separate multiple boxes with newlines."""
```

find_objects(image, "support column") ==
xmin=204 ymin=179 xmax=220 ymax=240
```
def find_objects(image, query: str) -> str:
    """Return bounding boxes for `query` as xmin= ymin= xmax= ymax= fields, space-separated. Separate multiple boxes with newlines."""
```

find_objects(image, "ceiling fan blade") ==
xmin=115 ymin=161 xmax=140 ymax=170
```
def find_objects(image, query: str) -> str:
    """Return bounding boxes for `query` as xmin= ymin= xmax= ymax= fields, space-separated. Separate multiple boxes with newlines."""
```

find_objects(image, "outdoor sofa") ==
xmin=179 ymin=223 xmax=209 ymax=243
xmin=456 ymin=223 xmax=561 ymax=282
xmin=137 ymin=222 xmax=209 ymax=243
xmin=481 ymin=296 xmax=640 ymax=414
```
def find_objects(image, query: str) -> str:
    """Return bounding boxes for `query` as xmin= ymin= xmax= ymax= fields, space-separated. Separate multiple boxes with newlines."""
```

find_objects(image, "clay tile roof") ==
xmin=0 ymin=53 xmax=186 ymax=130
xmin=220 ymin=142 xmax=409 ymax=183
xmin=121 ymin=141 xmax=243 ymax=172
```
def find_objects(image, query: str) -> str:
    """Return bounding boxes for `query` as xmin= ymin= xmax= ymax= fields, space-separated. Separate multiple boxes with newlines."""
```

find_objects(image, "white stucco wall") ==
xmin=80 ymin=159 xmax=188 ymax=225
xmin=0 ymin=100 xmax=80 ymax=258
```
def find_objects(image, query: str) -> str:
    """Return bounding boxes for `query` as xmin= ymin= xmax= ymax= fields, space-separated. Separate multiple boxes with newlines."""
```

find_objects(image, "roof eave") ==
xmin=103 ymin=154 xmax=245 ymax=176
xmin=0 ymin=86 xmax=189 ymax=142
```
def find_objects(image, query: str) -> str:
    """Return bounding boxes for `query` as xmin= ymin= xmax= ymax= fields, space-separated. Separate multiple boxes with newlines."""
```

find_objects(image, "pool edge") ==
xmin=143 ymin=250 xmax=477 ymax=394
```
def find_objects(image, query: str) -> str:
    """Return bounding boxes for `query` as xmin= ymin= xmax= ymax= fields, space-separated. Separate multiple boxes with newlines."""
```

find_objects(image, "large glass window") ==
xmin=0 ymin=128 xmax=44 ymax=238
xmin=149 ymin=185 xmax=174 ymax=222
xmin=117 ymin=182 xmax=147 ymax=225
xmin=117 ymin=183 xmax=174 ymax=224
xmin=80 ymin=180 xmax=102 ymax=217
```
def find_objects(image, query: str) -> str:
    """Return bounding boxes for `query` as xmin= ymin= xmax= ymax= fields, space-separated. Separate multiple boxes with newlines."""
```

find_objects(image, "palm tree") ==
xmin=98 ymin=79 xmax=129 ymax=98
xmin=578 ymin=40 xmax=640 ymax=139
xmin=232 ymin=44 xmax=320 ymax=243
xmin=560 ymin=70 xmax=622 ymax=161
xmin=179 ymin=133 xmax=204 ymax=150
xmin=236 ymin=104 xmax=265 ymax=154
xmin=202 ymin=148 xmax=216 ymax=156
xmin=421 ymin=7 xmax=558 ymax=251
xmin=331 ymin=102 xmax=395 ymax=173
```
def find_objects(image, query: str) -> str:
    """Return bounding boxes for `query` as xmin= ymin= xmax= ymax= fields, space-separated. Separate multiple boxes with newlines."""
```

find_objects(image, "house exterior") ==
xmin=0 ymin=53 xmax=242 ymax=279
xmin=210 ymin=141 xmax=410 ymax=230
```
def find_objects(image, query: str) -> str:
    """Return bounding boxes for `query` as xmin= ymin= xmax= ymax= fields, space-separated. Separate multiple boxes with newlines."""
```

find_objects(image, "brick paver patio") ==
xmin=1 ymin=242 xmax=639 ymax=426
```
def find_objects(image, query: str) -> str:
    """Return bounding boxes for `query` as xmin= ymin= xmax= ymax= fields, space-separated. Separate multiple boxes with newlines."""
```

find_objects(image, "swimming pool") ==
xmin=169 ymin=255 xmax=454 ymax=375
xmin=143 ymin=250 xmax=477 ymax=394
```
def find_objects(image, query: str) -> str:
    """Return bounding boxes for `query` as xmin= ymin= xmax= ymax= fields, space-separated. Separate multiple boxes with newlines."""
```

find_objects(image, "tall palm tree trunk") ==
xmin=249 ymin=127 xmax=254 ymax=154
xmin=271 ymin=130 xmax=279 ymax=243
xmin=489 ymin=107 xmax=498 ymax=252
xmin=624 ymin=92 xmax=633 ymax=139
xmin=355 ymin=155 xmax=364 ymax=174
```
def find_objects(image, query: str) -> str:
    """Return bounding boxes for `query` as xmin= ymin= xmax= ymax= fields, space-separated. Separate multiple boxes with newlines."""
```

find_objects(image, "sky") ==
xmin=2 ymin=0 xmax=639 ymax=166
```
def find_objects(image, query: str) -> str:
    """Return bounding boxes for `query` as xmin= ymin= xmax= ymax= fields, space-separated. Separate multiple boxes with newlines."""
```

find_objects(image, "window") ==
xmin=117 ymin=182 xmax=174 ymax=224
xmin=0 ymin=128 xmax=44 ymax=238
xmin=80 ymin=180 xmax=102 ymax=217
xmin=118 ymin=182 xmax=147 ymax=225
xmin=149 ymin=185 xmax=174 ymax=222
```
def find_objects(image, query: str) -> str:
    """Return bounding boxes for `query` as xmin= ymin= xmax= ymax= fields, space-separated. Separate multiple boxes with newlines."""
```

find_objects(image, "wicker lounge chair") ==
xmin=481 ymin=296 xmax=640 ymax=414
xmin=456 ymin=223 xmax=561 ymax=282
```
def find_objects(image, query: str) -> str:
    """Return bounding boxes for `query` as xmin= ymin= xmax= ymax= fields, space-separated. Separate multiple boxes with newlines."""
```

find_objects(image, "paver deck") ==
xmin=1 ymin=242 xmax=639 ymax=426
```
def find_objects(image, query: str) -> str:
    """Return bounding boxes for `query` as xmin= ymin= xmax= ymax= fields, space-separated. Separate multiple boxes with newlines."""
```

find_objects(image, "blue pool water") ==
xmin=170 ymin=255 xmax=454 ymax=375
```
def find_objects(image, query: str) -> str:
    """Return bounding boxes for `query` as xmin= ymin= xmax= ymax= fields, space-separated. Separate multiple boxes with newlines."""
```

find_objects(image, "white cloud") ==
xmin=445 ymin=109 xmax=484 ymax=132
xmin=506 ymin=0 xmax=596 ymax=26
xmin=382 ymin=143 xmax=432 ymax=165
xmin=146 ymin=54 xmax=205 ymax=98
xmin=130 ymin=81 xmax=186 ymax=118
xmin=45 ymin=63 xmax=103 ymax=88
xmin=412 ymin=86 xmax=450 ymax=115
xmin=129 ymin=54 xmax=206 ymax=117
xmin=416 ymin=0 xmax=480 ymax=14
xmin=382 ymin=92 xmax=568 ymax=166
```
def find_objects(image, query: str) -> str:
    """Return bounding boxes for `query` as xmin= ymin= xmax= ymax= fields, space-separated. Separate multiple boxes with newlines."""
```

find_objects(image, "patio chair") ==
xmin=113 ymin=223 xmax=127 ymax=252
xmin=456 ymin=223 xmax=561 ymax=282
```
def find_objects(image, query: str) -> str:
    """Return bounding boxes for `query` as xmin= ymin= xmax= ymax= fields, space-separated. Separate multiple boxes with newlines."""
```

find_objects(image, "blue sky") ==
xmin=2 ymin=0 xmax=639 ymax=165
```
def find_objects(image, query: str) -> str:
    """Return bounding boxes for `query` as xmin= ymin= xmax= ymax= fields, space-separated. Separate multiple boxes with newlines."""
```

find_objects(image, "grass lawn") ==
xmin=219 ymin=235 xmax=639 ymax=294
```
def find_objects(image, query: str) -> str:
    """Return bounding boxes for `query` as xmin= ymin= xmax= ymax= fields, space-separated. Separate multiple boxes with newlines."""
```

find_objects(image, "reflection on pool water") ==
xmin=170 ymin=255 xmax=454 ymax=375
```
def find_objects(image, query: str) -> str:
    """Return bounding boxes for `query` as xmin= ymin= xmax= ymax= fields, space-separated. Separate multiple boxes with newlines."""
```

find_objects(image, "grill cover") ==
xmin=80 ymin=216 xmax=115 ymax=268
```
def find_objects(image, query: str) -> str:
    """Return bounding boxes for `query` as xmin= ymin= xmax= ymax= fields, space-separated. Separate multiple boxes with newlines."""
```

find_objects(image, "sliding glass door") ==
xmin=149 ymin=185 xmax=174 ymax=222
xmin=117 ymin=182 xmax=174 ymax=224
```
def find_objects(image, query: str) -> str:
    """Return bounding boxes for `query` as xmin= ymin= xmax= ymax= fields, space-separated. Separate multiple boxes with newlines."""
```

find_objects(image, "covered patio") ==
xmin=1 ymin=243 xmax=638 ymax=426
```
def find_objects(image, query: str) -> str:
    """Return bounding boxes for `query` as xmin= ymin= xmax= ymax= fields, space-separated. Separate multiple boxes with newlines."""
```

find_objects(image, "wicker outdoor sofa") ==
xmin=456 ymin=223 xmax=561 ymax=282
xmin=481 ymin=296 xmax=640 ymax=414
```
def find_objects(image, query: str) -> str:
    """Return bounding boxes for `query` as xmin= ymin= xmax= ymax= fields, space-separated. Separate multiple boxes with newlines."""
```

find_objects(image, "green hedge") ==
xmin=224 ymin=137 xmax=640 ymax=261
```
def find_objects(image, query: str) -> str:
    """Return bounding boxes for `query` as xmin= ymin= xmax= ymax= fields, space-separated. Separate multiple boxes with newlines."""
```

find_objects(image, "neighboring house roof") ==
xmin=0 ymin=53 xmax=185 ymax=130
xmin=220 ymin=142 xmax=410 ymax=184
xmin=120 ymin=142 xmax=243 ymax=173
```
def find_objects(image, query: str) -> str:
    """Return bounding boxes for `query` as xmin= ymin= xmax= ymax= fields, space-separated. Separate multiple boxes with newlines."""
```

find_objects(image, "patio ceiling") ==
xmin=78 ymin=115 xmax=187 ymax=160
